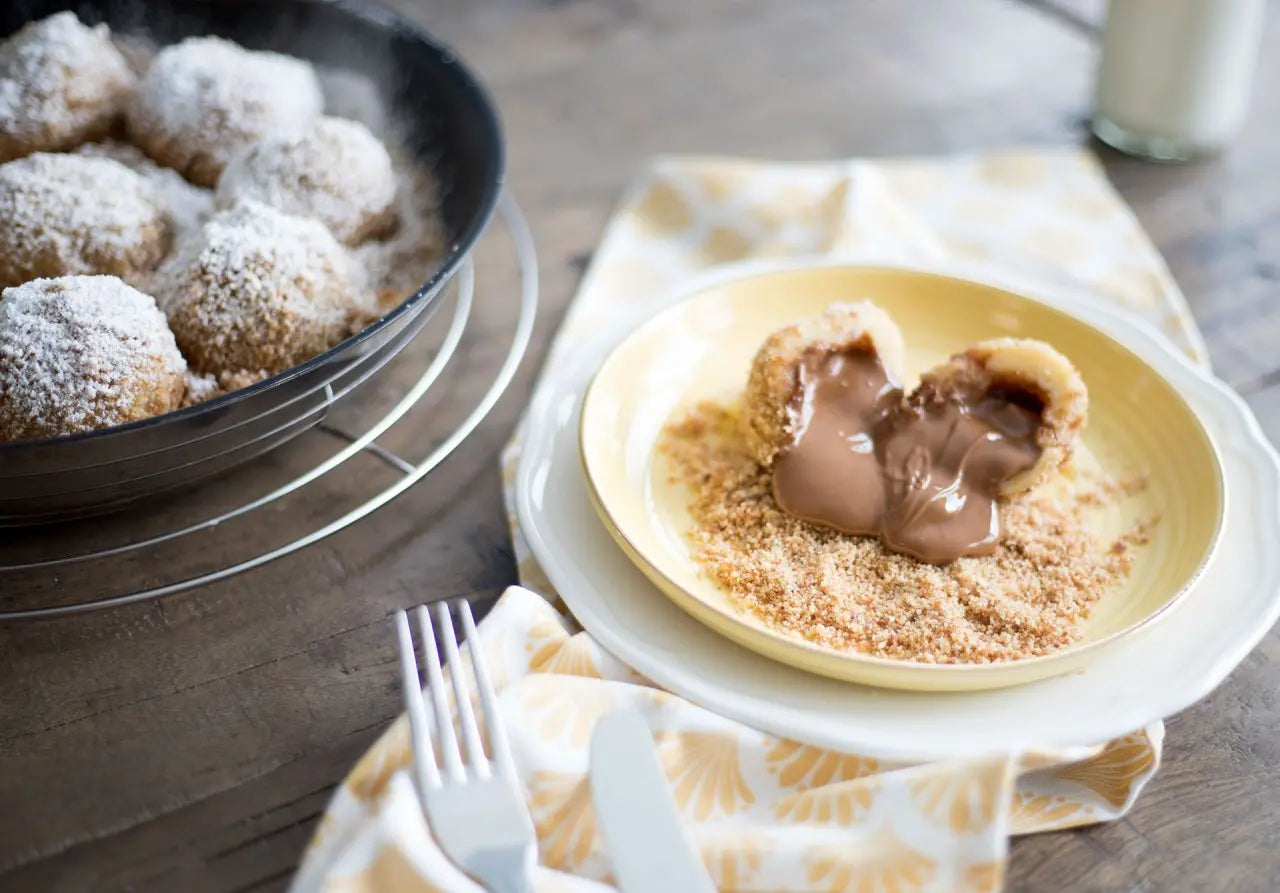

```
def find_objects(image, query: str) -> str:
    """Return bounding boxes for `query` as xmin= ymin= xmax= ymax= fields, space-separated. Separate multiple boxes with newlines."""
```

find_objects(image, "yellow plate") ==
xmin=579 ymin=265 xmax=1225 ymax=691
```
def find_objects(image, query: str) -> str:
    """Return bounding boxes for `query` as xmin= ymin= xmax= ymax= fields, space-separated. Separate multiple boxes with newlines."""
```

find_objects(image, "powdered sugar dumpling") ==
xmin=164 ymin=200 xmax=375 ymax=377
xmin=75 ymin=140 xmax=216 ymax=246
xmin=0 ymin=276 xmax=187 ymax=442
xmin=0 ymin=152 xmax=172 ymax=289
xmin=127 ymin=36 xmax=324 ymax=187
xmin=217 ymin=116 xmax=398 ymax=246
xmin=0 ymin=12 xmax=137 ymax=163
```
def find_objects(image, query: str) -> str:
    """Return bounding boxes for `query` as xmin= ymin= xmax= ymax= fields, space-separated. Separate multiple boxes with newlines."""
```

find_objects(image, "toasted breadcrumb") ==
xmin=659 ymin=400 xmax=1156 ymax=664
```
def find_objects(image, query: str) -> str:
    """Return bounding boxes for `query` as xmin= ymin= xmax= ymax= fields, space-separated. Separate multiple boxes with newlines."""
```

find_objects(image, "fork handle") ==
xmin=487 ymin=877 xmax=535 ymax=893
xmin=474 ymin=851 xmax=537 ymax=893
xmin=481 ymin=871 xmax=535 ymax=893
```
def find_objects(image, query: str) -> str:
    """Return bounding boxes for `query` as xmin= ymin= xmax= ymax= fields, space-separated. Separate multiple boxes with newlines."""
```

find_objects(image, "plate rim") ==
xmin=577 ymin=260 xmax=1227 ymax=689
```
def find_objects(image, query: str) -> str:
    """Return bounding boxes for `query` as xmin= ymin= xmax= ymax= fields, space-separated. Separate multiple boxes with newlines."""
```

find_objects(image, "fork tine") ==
xmin=436 ymin=601 xmax=490 ymax=777
xmin=394 ymin=610 xmax=441 ymax=791
xmin=414 ymin=605 xmax=465 ymax=781
xmin=458 ymin=600 xmax=517 ymax=778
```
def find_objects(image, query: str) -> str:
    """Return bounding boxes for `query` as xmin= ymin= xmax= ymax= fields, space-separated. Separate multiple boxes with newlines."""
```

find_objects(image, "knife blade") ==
xmin=589 ymin=708 xmax=717 ymax=893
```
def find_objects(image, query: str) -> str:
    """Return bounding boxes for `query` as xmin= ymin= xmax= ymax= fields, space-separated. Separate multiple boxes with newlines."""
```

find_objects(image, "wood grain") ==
xmin=2 ymin=0 xmax=1278 ymax=890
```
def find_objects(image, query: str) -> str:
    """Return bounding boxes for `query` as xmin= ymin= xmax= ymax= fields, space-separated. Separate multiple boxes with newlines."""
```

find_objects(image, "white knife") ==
xmin=589 ymin=708 xmax=717 ymax=893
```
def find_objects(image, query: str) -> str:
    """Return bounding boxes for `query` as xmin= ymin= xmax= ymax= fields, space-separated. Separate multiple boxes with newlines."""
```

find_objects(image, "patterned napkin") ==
xmin=294 ymin=149 xmax=1206 ymax=893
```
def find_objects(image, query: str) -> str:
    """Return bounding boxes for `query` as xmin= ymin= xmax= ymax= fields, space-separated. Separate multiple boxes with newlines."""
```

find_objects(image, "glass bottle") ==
xmin=1093 ymin=0 xmax=1266 ymax=161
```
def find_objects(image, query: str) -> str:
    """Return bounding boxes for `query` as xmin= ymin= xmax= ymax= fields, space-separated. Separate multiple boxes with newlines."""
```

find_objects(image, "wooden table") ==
xmin=4 ymin=0 xmax=1280 ymax=889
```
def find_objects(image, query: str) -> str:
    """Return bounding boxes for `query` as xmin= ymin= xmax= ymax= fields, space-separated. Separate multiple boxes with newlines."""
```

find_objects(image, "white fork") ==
xmin=394 ymin=600 xmax=537 ymax=893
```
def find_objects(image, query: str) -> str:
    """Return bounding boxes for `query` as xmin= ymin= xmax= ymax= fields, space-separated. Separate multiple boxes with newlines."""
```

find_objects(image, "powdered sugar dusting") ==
xmin=76 ymin=140 xmax=214 ymax=245
xmin=0 ymin=12 xmax=136 ymax=161
xmin=0 ymin=275 xmax=186 ymax=440
xmin=0 ymin=152 xmax=170 ymax=288
xmin=355 ymin=154 xmax=447 ymax=310
xmin=216 ymin=116 xmax=397 ymax=245
xmin=319 ymin=68 xmax=392 ymax=140
xmin=164 ymin=200 xmax=374 ymax=376
xmin=127 ymin=36 xmax=323 ymax=186
xmin=183 ymin=369 xmax=220 ymax=404
xmin=180 ymin=368 xmax=270 ymax=408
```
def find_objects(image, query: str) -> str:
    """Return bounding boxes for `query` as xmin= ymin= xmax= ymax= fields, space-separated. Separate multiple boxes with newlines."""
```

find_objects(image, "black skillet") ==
xmin=0 ymin=0 xmax=504 ymax=525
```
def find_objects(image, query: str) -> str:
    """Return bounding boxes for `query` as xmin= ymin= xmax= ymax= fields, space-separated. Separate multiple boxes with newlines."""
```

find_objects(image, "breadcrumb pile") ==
xmin=659 ymin=401 xmax=1157 ymax=664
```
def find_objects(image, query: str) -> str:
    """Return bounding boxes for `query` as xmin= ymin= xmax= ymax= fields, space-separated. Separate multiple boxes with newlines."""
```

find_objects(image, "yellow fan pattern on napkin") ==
xmin=297 ymin=149 xmax=1199 ymax=892
xmin=296 ymin=587 xmax=1161 ymax=892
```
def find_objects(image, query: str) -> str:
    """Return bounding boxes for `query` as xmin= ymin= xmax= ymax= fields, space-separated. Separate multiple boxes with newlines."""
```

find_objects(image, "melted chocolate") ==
xmin=770 ymin=347 xmax=1043 ymax=564
xmin=772 ymin=348 xmax=898 ymax=536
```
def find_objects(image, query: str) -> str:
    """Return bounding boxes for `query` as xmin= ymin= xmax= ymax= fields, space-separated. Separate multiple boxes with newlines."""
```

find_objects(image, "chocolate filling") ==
xmin=770 ymin=346 xmax=1043 ymax=564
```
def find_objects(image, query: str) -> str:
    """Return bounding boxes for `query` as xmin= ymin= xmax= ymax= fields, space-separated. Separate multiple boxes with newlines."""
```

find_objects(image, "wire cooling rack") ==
xmin=0 ymin=193 xmax=538 ymax=620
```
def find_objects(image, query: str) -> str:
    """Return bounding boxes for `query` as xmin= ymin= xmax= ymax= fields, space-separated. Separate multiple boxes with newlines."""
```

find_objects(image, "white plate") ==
xmin=515 ymin=258 xmax=1280 ymax=760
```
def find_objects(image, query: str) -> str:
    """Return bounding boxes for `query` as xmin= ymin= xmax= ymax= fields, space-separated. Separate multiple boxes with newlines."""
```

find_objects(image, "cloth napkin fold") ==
xmin=294 ymin=149 xmax=1206 ymax=893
